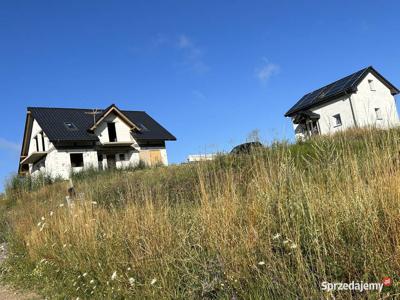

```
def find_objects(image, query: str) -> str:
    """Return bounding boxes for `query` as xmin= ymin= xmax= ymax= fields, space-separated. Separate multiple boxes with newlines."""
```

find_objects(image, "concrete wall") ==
xmin=44 ymin=149 xmax=99 ymax=179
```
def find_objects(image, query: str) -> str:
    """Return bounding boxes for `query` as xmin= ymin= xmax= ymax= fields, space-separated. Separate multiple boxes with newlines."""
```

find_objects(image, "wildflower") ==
xmin=151 ymin=278 xmax=157 ymax=285
xmin=49 ymin=211 xmax=54 ymax=216
xmin=90 ymin=280 xmax=95 ymax=284
xmin=111 ymin=271 xmax=117 ymax=280
xmin=283 ymin=239 xmax=290 ymax=244
xmin=272 ymin=233 xmax=281 ymax=240
xmin=127 ymin=267 xmax=131 ymax=271
xmin=41 ymin=216 xmax=45 ymax=221
xmin=82 ymin=273 xmax=87 ymax=277
xmin=92 ymin=201 xmax=97 ymax=205
xmin=258 ymin=261 xmax=265 ymax=265
xmin=77 ymin=275 xmax=81 ymax=279
xmin=59 ymin=203 xmax=64 ymax=207
xmin=39 ymin=223 xmax=45 ymax=231
xmin=129 ymin=277 xmax=135 ymax=286
xmin=290 ymin=244 xmax=297 ymax=249
xmin=37 ymin=222 xmax=42 ymax=227
xmin=63 ymin=244 xmax=67 ymax=248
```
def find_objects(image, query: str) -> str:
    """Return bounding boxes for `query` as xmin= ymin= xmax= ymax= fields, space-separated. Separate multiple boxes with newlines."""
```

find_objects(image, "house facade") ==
xmin=19 ymin=104 xmax=176 ymax=179
xmin=285 ymin=66 xmax=400 ymax=139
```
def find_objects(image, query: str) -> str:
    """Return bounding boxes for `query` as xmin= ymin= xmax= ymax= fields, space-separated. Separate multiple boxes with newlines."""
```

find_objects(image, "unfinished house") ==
xmin=19 ymin=104 xmax=176 ymax=179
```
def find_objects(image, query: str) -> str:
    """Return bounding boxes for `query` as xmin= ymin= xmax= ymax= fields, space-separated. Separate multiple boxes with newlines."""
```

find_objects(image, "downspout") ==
xmin=347 ymin=91 xmax=358 ymax=128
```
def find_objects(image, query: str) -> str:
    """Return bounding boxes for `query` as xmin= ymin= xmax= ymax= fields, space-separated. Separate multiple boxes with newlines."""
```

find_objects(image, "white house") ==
xmin=285 ymin=66 xmax=400 ymax=139
xmin=18 ymin=104 xmax=176 ymax=179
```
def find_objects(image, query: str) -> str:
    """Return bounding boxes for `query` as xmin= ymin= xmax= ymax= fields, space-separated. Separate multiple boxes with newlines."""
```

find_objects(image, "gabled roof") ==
xmin=26 ymin=106 xmax=176 ymax=143
xmin=88 ymin=104 xmax=140 ymax=132
xmin=285 ymin=66 xmax=400 ymax=117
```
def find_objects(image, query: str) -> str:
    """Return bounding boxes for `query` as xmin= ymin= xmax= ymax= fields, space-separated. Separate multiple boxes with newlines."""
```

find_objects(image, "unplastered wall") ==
xmin=351 ymin=72 xmax=399 ymax=128
xmin=45 ymin=149 xmax=98 ymax=179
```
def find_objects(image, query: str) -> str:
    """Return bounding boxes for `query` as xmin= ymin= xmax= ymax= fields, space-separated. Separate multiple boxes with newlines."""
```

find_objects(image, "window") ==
xmin=34 ymin=136 xmax=39 ymax=152
xmin=107 ymin=122 xmax=117 ymax=142
xmin=98 ymin=154 xmax=103 ymax=170
xmin=333 ymin=114 xmax=342 ymax=127
xmin=64 ymin=122 xmax=78 ymax=131
xmin=368 ymin=79 xmax=376 ymax=91
xmin=375 ymin=108 xmax=383 ymax=120
xmin=70 ymin=153 xmax=84 ymax=168
xmin=41 ymin=132 xmax=46 ymax=151
xmin=119 ymin=153 xmax=126 ymax=161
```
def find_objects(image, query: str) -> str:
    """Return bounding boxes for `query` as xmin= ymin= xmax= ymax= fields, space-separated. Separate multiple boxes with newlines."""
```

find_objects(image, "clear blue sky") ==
xmin=1 ymin=0 xmax=400 ymax=190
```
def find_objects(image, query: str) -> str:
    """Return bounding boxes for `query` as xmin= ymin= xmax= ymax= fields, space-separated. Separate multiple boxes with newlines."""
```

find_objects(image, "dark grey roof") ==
xmin=285 ymin=66 xmax=400 ymax=117
xmin=28 ymin=106 xmax=176 ymax=142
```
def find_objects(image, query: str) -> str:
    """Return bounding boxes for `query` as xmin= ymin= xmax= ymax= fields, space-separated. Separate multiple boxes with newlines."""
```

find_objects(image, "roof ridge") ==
xmin=28 ymin=106 xmax=146 ymax=113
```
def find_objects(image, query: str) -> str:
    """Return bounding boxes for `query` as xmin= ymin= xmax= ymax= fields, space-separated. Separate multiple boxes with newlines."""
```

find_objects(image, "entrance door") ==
xmin=107 ymin=155 xmax=116 ymax=169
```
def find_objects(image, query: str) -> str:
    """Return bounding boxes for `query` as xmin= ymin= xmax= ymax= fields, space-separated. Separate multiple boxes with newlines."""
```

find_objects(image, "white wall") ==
xmin=28 ymin=120 xmax=52 ymax=155
xmin=351 ymin=72 xmax=399 ymax=128
xmin=45 ymin=149 xmax=98 ymax=179
xmin=94 ymin=113 xmax=138 ymax=144
xmin=292 ymin=71 xmax=399 ymax=139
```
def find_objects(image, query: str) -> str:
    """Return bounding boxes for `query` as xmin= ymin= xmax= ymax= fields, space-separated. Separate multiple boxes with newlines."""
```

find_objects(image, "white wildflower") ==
xmin=290 ymin=244 xmax=297 ymax=249
xmin=49 ymin=211 xmax=54 ymax=217
xmin=92 ymin=201 xmax=97 ymax=205
xmin=111 ymin=271 xmax=117 ymax=280
xmin=39 ymin=223 xmax=46 ymax=231
xmin=258 ymin=261 xmax=265 ymax=266
xmin=129 ymin=277 xmax=135 ymax=286
xmin=150 ymin=278 xmax=157 ymax=285
xmin=90 ymin=279 xmax=95 ymax=284
xmin=37 ymin=222 xmax=42 ymax=227
xmin=41 ymin=216 xmax=45 ymax=221
xmin=59 ymin=203 xmax=64 ymax=207
xmin=77 ymin=275 xmax=81 ymax=279
xmin=127 ymin=267 xmax=131 ymax=271
xmin=283 ymin=239 xmax=290 ymax=244
xmin=82 ymin=273 xmax=87 ymax=277
xmin=272 ymin=233 xmax=281 ymax=240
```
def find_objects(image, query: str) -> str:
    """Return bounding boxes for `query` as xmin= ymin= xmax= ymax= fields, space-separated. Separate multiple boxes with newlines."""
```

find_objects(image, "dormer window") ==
xmin=368 ymin=79 xmax=376 ymax=91
xmin=64 ymin=122 xmax=78 ymax=131
xmin=107 ymin=122 xmax=117 ymax=142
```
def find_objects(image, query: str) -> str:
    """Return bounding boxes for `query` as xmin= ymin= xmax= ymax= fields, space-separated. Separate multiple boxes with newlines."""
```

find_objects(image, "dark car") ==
xmin=230 ymin=142 xmax=264 ymax=154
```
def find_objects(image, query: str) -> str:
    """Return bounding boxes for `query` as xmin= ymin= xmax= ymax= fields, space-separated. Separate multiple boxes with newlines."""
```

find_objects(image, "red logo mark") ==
xmin=382 ymin=277 xmax=392 ymax=287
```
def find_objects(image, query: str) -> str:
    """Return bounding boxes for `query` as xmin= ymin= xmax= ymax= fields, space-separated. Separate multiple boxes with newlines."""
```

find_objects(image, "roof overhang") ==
xmin=101 ymin=141 xmax=134 ymax=147
xmin=20 ymin=151 xmax=48 ymax=165
xmin=89 ymin=104 xmax=141 ymax=132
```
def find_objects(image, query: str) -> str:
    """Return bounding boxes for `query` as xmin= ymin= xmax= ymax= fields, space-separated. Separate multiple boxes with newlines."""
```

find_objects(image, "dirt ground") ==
xmin=0 ymin=243 xmax=41 ymax=300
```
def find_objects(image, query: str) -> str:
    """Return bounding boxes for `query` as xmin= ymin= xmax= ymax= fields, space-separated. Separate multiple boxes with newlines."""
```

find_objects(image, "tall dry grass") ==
xmin=2 ymin=128 xmax=400 ymax=299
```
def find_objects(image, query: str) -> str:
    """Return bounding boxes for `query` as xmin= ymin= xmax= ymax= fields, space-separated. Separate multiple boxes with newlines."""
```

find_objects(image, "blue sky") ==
xmin=1 ymin=0 xmax=400 ymax=190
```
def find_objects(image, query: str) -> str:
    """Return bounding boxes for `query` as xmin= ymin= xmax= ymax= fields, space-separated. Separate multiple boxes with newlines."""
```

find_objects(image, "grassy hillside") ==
xmin=1 ymin=128 xmax=400 ymax=299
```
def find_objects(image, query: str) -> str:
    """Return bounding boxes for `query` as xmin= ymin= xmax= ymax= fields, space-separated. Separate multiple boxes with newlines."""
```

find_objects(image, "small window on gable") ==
xmin=64 ymin=122 xmax=78 ymax=131
xmin=375 ymin=108 xmax=383 ymax=120
xmin=333 ymin=114 xmax=342 ymax=127
xmin=368 ymin=79 xmax=376 ymax=91
xmin=70 ymin=153 xmax=84 ymax=168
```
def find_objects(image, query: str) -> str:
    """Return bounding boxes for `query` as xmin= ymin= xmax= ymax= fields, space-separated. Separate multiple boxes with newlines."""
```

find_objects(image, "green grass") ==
xmin=1 ymin=127 xmax=400 ymax=299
